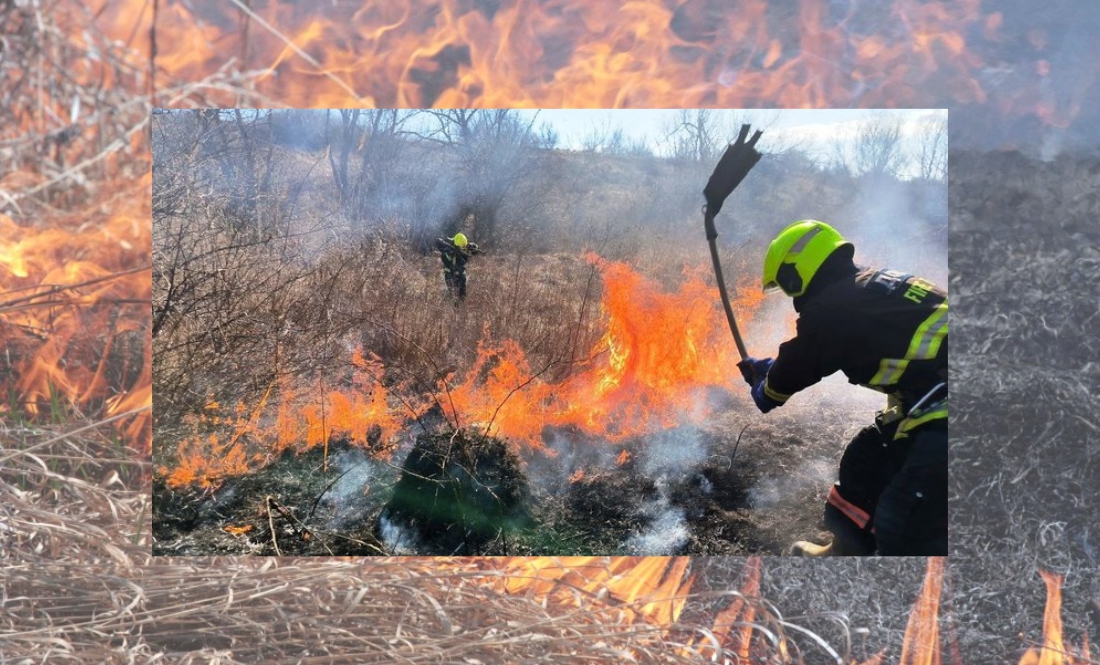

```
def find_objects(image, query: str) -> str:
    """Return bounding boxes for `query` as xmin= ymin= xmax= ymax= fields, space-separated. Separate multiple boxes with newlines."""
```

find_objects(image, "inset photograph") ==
xmin=151 ymin=109 xmax=946 ymax=556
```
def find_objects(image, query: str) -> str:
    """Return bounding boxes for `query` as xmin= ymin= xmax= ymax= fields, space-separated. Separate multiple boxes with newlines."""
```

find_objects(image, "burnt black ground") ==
xmin=948 ymin=148 xmax=1100 ymax=662
xmin=152 ymin=394 xmax=867 ymax=557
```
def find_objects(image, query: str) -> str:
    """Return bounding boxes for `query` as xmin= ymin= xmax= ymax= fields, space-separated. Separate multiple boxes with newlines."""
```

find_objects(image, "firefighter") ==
xmin=435 ymin=232 xmax=480 ymax=301
xmin=738 ymin=220 xmax=947 ymax=556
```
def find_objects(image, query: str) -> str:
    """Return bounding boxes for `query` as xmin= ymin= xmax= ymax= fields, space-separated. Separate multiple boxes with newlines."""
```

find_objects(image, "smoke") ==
xmin=319 ymin=448 xmax=379 ymax=530
xmin=746 ymin=291 xmax=797 ymax=359
xmin=530 ymin=427 xmax=625 ymax=494
xmin=952 ymin=2 xmax=1100 ymax=158
xmin=836 ymin=176 xmax=948 ymax=288
xmin=624 ymin=478 xmax=690 ymax=555
xmin=378 ymin=515 xmax=421 ymax=555
xmin=622 ymin=424 xmax=713 ymax=555
xmin=749 ymin=457 xmax=835 ymax=510
xmin=528 ymin=421 xmax=709 ymax=555
xmin=641 ymin=424 xmax=709 ymax=477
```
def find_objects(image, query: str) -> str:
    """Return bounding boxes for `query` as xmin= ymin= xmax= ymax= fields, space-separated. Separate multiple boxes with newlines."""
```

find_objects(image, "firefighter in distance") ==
xmin=435 ymin=232 xmax=480 ymax=302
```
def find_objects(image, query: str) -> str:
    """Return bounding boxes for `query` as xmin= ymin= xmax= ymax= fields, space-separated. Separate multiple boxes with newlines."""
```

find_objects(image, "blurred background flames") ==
xmin=2 ymin=3 xmax=152 ymax=453
xmin=93 ymin=0 xmax=1100 ymax=152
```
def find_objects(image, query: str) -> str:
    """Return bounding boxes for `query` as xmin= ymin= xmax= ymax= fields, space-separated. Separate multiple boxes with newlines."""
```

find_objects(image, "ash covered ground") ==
xmin=949 ymin=148 xmax=1100 ymax=661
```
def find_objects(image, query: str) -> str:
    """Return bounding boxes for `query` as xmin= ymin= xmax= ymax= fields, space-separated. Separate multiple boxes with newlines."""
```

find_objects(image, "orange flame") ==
xmin=1019 ymin=570 xmax=1090 ymax=665
xmin=2 ymin=3 xmax=153 ymax=455
xmin=92 ymin=0 xmax=1089 ymax=133
xmin=1 ymin=177 xmax=153 ymax=453
xmin=489 ymin=557 xmax=1097 ymax=665
xmin=696 ymin=555 xmax=762 ymax=661
xmin=160 ymin=256 xmax=767 ymax=485
xmin=496 ymin=556 xmax=696 ymax=627
xmin=489 ymin=556 xmax=943 ymax=664
xmin=443 ymin=256 xmax=764 ymax=445
xmin=163 ymin=349 xmax=404 ymax=488
xmin=899 ymin=557 xmax=945 ymax=665
xmin=95 ymin=0 xmax=981 ymax=107
xmin=78 ymin=0 xmax=1074 ymax=458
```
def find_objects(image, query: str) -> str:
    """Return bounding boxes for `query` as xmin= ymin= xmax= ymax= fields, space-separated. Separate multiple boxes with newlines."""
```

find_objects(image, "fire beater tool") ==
xmin=702 ymin=123 xmax=763 ymax=363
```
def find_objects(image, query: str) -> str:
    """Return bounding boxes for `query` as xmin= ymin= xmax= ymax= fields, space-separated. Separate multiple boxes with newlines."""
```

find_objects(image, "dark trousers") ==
xmin=824 ymin=417 xmax=947 ymax=555
xmin=444 ymin=270 xmax=467 ymax=300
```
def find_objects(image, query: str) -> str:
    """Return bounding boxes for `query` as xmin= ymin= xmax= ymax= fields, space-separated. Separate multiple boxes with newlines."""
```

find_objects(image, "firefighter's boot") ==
xmin=790 ymin=529 xmax=869 ymax=556
xmin=790 ymin=539 xmax=837 ymax=556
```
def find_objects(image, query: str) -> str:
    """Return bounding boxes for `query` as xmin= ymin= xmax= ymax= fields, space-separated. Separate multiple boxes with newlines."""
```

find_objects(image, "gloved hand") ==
xmin=737 ymin=357 xmax=773 ymax=386
xmin=750 ymin=380 xmax=783 ymax=413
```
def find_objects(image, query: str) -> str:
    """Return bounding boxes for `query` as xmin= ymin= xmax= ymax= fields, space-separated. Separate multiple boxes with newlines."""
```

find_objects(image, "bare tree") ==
xmin=664 ymin=109 xmax=723 ymax=163
xmin=663 ymin=110 xmax=788 ymax=163
xmin=322 ymin=109 xmax=414 ymax=226
xmin=537 ymin=122 xmax=560 ymax=150
xmin=851 ymin=111 xmax=905 ymax=178
xmin=151 ymin=110 xmax=345 ymax=422
xmin=579 ymin=119 xmax=653 ymax=156
xmin=422 ymin=109 xmax=548 ymax=248
xmin=913 ymin=113 xmax=948 ymax=181
xmin=326 ymin=109 xmax=358 ymax=207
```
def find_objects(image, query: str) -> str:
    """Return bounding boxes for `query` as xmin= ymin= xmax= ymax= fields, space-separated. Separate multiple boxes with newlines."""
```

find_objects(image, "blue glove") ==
xmin=737 ymin=357 xmax=782 ymax=413
xmin=737 ymin=357 xmax=774 ymax=386
xmin=750 ymin=379 xmax=783 ymax=413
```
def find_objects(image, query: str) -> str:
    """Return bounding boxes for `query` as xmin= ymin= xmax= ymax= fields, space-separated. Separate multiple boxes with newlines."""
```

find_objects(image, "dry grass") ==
xmin=950 ymin=151 xmax=1100 ymax=568
xmin=0 ymin=1 xmax=153 ymax=572
xmin=9 ymin=3 xmax=1097 ymax=664
xmin=0 ymin=427 xmax=149 ymax=567
xmin=0 ymin=558 xmax=842 ymax=664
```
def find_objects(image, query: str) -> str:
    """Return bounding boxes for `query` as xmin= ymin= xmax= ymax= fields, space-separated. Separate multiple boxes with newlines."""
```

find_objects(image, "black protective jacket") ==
xmin=763 ymin=251 xmax=948 ymax=410
xmin=435 ymin=238 xmax=479 ymax=274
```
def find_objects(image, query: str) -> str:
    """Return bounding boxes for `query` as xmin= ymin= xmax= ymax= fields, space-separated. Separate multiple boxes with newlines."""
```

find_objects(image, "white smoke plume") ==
xmin=624 ymin=478 xmax=689 ymax=555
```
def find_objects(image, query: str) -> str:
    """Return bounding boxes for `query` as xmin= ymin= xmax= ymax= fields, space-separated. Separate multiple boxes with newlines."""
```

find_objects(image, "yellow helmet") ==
xmin=453 ymin=232 xmax=469 ymax=248
xmin=762 ymin=220 xmax=852 ymax=297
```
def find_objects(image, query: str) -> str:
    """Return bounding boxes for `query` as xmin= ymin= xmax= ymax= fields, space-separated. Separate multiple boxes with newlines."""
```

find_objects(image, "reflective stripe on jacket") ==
xmin=764 ymin=257 xmax=948 ymax=421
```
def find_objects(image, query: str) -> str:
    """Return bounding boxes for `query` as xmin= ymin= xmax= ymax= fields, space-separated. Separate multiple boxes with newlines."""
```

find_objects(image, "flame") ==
xmin=90 ymin=0 xmax=1088 ymax=131
xmin=899 ymin=557 xmax=945 ymax=665
xmin=891 ymin=561 xmax=1092 ymax=665
xmin=694 ymin=555 xmax=762 ymax=661
xmin=96 ymin=0 xmax=976 ymax=107
xmin=1 ymin=178 xmax=153 ymax=453
xmin=1018 ymin=570 xmax=1090 ymax=665
xmin=488 ymin=556 xmax=945 ymax=664
xmin=160 ymin=256 xmax=767 ymax=485
xmin=74 ymin=0 xmax=1080 ymax=457
xmin=1 ymin=3 xmax=153 ymax=455
xmin=444 ymin=256 xmax=763 ymax=445
xmin=163 ymin=349 xmax=405 ymax=488
xmin=488 ymin=558 xmax=1097 ymax=665
xmin=496 ymin=556 xmax=696 ymax=627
